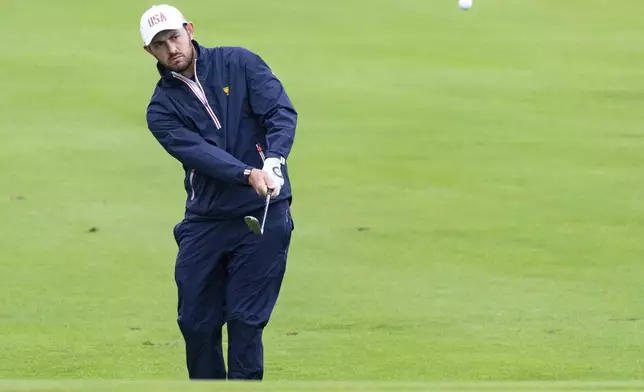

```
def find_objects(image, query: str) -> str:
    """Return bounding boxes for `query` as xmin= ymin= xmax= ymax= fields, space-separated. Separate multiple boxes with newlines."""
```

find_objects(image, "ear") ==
xmin=184 ymin=22 xmax=195 ymax=40
xmin=143 ymin=45 xmax=154 ymax=56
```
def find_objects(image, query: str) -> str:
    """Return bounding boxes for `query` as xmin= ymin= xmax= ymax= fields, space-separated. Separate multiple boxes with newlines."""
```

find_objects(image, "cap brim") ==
xmin=144 ymin=21 xmax=186 ymax=46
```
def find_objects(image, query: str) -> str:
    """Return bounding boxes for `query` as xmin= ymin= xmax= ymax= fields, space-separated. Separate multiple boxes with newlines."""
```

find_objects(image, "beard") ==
xmin=164 ymin=48 xmax=194 ymax=73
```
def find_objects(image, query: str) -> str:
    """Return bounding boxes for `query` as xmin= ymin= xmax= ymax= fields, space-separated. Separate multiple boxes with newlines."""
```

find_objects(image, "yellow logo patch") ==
xmin=223 ymin=86 xmax=230 ymax=96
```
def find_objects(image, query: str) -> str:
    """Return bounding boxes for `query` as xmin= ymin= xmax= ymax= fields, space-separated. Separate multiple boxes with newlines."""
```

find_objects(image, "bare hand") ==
xmin=248 ymin=168 xmax=275 ymax=197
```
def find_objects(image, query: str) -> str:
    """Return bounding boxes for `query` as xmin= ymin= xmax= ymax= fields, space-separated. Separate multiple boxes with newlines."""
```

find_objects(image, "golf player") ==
xmin=139 ymin=4 xmax=297 ymax=380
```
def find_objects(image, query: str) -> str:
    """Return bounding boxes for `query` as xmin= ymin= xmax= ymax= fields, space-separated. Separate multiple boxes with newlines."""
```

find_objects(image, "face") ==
xmin=145 ymin=23 xmax=195 ymax=73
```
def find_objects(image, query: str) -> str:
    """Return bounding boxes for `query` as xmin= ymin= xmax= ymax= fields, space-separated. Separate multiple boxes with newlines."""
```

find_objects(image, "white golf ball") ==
xmin=458 ymin=0 xmax=473 ymax=10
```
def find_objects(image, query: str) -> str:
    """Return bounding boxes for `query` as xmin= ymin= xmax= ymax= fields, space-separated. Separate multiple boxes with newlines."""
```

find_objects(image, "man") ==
xmin=139 ymin=4 xmax=297 ymax=380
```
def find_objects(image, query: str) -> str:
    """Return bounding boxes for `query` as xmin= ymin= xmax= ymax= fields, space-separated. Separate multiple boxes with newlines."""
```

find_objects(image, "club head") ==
xmin=244 ymin=215 xmax=263 ymax=235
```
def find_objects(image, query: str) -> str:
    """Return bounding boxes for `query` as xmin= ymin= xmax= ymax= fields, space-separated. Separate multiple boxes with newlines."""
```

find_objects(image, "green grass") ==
xmin=2 ymin=381 xmax=644 ymax=392
xmin=1 ymin=0 xmax=644 ymax=384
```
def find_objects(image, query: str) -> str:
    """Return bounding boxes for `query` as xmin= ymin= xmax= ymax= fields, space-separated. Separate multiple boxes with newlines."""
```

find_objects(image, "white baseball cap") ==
xmin=140 ymin=4 xmax=187 ymax=46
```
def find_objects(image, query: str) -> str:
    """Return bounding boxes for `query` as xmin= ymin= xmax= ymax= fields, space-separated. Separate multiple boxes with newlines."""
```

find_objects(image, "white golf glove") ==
xmin=262 ymin=157 xmax=284 ymax=197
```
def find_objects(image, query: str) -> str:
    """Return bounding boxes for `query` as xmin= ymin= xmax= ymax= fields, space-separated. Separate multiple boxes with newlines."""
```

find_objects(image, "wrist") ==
xmin=243 ymin=167 xmax=253 ymax=185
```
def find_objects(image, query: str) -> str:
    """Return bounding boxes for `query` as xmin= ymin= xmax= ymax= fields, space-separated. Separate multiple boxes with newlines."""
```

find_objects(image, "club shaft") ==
xmin=256 ymin=143 xmax=271 ymax=234
xmin=260 ymin=193 xmax=270 ymax=232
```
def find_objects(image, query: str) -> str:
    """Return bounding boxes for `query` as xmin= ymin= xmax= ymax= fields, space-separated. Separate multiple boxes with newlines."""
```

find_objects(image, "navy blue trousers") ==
xmin=172 ymin=199 xmax=294 ymax=380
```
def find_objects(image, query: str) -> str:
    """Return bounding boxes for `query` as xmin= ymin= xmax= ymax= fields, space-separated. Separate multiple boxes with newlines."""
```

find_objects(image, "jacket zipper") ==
xmin=172 ymin=61 xmax=222 ymax=203
xmin=171 ymin=60 xmax=222 ymax=129
xmin=189 ymin=169 xmax=196 ymax=201
xmin=256 ymin=143 xmax=266 ymax=162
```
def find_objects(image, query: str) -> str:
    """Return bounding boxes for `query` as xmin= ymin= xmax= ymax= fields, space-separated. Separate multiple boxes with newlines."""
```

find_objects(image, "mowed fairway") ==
xmin=1 ymin=0 xmax=644 ymax=388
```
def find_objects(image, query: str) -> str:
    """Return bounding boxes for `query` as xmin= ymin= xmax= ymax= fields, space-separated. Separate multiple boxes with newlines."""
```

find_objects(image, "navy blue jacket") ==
xmin=146 ymin=40 xmax=297 ymax=220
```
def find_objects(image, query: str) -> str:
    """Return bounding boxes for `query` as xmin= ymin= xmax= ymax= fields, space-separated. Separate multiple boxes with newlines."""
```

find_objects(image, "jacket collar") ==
xmin=156 ymin=40 xmax=208 ymax=85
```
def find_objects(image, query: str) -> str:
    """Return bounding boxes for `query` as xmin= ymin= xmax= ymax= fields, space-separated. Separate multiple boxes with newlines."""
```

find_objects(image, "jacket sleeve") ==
xmin=241 ymin=48 xmax=297 ymax=163
xmin=146 ymin=101 xmax=252 ymax=185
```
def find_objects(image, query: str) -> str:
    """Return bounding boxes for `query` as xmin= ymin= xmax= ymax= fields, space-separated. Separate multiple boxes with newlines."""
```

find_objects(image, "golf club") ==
xmin=245 ymin=191 xmax=272 ymax=235
xmin=245 ymin=143 xmax=272 ymax=235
